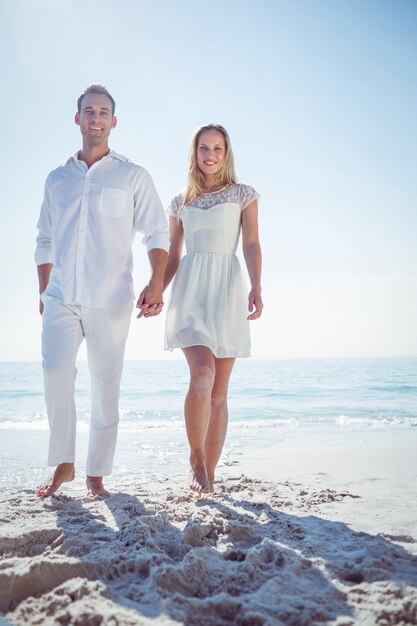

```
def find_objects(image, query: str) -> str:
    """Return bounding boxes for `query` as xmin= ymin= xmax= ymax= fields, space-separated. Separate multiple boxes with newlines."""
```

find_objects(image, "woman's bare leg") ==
xmin=182 ymin=346 xmax=215 ymax=493
xmin=205 ymin=357 xmax=235 ymax=490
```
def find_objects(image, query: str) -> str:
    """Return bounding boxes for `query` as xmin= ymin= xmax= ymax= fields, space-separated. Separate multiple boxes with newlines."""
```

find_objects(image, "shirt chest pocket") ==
xmin=99 ymin=187 xmax=128 ymax=218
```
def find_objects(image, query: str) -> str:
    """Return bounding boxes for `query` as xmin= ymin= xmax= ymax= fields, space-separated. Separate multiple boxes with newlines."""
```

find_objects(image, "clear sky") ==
xmin=1 ymin=0 xmax=416 ymax=360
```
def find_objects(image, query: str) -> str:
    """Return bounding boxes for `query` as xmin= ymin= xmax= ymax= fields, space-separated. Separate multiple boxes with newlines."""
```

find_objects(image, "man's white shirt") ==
xmin=35 ymin=150 xmax=169 ymax=308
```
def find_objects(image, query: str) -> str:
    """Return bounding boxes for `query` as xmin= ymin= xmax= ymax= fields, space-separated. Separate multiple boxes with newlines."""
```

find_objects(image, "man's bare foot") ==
xmin=36 ymin=463 xmax=75 ymax=497
xmin=86 ymin=476 xmax=111 ymax=498
xmin=189 ymin=463 xmax=211 ymax=494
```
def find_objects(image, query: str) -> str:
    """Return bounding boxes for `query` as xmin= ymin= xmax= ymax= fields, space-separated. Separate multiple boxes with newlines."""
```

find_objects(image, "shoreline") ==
xmin=234 ymin=437 xmax=417 ymax=544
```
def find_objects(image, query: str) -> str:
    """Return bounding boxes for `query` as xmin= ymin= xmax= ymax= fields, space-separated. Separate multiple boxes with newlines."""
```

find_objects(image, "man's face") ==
xmin=75 ymin=93 xmax=117 ymax=146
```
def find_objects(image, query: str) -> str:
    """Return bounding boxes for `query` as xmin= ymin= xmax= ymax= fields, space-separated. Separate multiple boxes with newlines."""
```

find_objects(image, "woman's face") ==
xmin=196 ymin=130 xmax=226 ymax=179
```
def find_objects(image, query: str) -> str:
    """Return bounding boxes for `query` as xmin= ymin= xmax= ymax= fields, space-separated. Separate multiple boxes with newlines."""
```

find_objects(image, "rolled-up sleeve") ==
xmin=133 ymin=170 xmax=170 ymax=253
xmin=35 ymin=177 xmax=54 ymax=265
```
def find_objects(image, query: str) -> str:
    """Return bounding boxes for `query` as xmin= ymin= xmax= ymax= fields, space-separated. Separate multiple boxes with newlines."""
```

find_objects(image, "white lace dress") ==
xmin=164 ymin=183 xmax=259 ymax=358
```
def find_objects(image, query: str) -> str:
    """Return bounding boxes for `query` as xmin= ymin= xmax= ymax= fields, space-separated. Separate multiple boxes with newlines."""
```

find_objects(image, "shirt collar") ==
xmin=65 ymin=149 xmax=127 ymax=166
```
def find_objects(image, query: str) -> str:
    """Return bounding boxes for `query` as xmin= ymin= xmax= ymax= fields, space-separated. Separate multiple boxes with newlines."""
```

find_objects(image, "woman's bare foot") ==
xmin=207 ymin=471 xmax=215 ymax=494
xmin=36 ymin=463 xmax=75 ymax=497
xmin=86 ymin=476 xmax=110 ymax=498
xmin=189 ymin=462 xmax=211 ymax=494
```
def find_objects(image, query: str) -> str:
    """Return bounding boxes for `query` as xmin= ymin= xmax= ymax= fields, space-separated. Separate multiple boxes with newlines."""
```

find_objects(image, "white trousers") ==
xmin=41 ymin=297 xmax=133 ymax=476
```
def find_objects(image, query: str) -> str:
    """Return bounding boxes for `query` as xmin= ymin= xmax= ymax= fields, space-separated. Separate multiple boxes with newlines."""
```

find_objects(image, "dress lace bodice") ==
xmin=168 ymin=183 xmax=259 ymax=217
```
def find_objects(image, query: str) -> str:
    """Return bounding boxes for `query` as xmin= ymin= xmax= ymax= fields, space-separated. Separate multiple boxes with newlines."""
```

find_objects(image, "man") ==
xmin=35 ymin=84 xmax=169 ymax=497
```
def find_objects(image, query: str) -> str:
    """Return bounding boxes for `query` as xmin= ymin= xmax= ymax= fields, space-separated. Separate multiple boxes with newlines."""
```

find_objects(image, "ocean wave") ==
xmin=335 ymin=414 xmax=417 ymax=427
xmin=0 ymin=390 xmax=44 ymax=399
xmin=228 ymin=416 xmax=417 ymax=429
xmin=0 ymin=419 xmax=88 ymax=432
xmin=369 ymin=385 xmax=417 ymax=393
xmin=1 ymin=415 xmax=416 ymax=433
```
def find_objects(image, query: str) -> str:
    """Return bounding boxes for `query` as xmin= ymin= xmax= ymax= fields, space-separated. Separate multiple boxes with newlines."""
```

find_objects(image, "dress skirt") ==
xmin=165 ymin=251 xmax=250 ymax=358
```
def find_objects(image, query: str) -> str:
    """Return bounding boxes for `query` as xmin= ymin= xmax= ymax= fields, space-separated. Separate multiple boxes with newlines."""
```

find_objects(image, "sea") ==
xmin=0 ymin=358 xmax=416 ymax=494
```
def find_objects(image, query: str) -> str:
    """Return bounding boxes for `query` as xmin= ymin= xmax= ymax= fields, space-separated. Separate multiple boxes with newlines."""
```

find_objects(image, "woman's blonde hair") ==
xmin=181 ymin=124 xmax=237 ymax=211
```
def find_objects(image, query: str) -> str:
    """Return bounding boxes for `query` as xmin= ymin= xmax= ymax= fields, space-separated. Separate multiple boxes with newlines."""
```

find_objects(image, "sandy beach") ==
xmin=1 ymin=436 xmax=417 ymax=625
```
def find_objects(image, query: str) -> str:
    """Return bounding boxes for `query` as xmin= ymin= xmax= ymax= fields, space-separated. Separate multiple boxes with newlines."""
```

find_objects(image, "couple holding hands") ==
xmin=35 ymin=84 xmax=263 ymax=499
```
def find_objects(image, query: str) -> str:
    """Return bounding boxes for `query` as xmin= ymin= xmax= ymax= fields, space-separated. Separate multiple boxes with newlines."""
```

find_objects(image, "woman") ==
xmin=164 ymin=124 xmax=263 ymax=494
